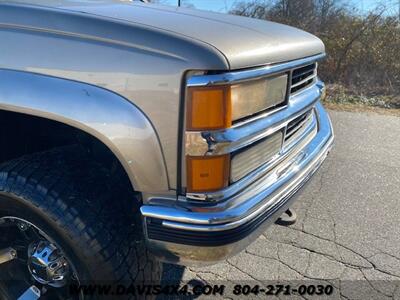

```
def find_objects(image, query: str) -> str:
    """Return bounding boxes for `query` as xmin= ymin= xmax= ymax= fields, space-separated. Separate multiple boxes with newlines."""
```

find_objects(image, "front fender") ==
xmin=0 ymin=69 xmax=169 ymax=193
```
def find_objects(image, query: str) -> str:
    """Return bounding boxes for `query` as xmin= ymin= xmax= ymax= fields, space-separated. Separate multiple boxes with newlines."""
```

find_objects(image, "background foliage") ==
xmin=230 ymin=0 xmax=400 ymax=108
xmin=150 ymin=0 xmax=399 ymax=108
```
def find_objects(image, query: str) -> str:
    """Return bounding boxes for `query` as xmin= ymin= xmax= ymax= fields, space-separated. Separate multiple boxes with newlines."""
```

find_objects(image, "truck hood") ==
xmin=7 ymin=0 xmax=325 ymax=69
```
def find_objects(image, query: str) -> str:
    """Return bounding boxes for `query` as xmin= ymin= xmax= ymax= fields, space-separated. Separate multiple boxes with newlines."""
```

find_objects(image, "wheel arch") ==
xmin=0 ymin=69 xmax=169 ymax=193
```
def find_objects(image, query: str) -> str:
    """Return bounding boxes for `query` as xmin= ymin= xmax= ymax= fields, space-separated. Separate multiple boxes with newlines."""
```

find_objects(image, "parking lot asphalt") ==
xmin=163 ymin=109 xmax=400 ymax=299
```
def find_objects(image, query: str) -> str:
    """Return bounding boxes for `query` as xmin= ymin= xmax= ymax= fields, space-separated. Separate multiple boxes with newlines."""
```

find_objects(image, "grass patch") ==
xmin=324 ymin=84 xmax=400 ymax=109
xmin=323 ymin=102 xmax=400 ymax=116
xmin=322 ymin=84 xmax=400 ymax=116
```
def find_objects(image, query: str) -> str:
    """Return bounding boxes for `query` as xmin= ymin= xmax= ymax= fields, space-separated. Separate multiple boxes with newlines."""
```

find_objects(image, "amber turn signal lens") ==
xmin=186 ymin=154 xmax=230 ymax=193
xmin=186 ymin=86 xmax=231 ymax=131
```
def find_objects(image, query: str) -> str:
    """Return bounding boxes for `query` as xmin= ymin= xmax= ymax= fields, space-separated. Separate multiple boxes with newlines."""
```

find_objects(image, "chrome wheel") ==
xmin=0 ymin=217 xmax=81 ymax=300
xmin=28 ymin=240 xmax=71 ymax=287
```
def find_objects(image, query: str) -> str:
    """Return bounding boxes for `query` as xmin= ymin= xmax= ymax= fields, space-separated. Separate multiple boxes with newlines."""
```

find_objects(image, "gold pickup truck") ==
xmin=0 ymin=1 xmax=333 ymax=298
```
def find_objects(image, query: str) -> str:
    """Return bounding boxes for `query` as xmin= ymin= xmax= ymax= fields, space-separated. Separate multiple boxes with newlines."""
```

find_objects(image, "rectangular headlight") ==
xmin=186 ymin=74 xmax=287 ymax=131
xmin=231 ymin=74 xmax=288 ymax=121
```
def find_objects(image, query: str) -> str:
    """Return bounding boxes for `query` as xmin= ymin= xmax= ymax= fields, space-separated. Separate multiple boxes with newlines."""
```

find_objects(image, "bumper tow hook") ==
xmin=275 ymin=208 xmax=297 ymax=226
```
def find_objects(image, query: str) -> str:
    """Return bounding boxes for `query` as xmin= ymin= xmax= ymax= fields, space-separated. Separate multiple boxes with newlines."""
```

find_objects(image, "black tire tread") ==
xmin=0 ymin=145 xmax=161 ymax=286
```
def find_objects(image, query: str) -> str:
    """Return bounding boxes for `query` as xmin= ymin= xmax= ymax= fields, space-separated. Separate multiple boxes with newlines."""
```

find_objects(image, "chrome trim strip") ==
xmin=291 ymin=71 xmax=317 ymax=89
xmin=187 ymin=53 xmax=325 ymax=87
xmin=141 ymin=101 xmax=333 ymax=229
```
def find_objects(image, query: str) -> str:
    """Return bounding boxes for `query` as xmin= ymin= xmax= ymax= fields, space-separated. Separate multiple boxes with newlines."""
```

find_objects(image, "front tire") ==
xmin=0 ymin=146 xmax=161 ymax=299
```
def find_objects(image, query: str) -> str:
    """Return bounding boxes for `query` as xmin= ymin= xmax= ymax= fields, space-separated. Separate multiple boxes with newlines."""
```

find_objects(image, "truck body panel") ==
xmin=0 ymin=1 xmax=334 ymax=266
xmin=0 ymin=3 xmax=230 ymax=191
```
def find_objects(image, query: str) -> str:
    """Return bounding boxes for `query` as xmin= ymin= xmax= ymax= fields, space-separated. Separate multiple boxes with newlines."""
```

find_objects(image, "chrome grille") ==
xmin=230 ymin=109 xmax=317 ymax=183
xmin=291 ymin=63 xmax=317 ymax=93
xmin=230 ymin=131 xmax=283 ymax=182
xmin=284 ymin=110 xmax=316 ymax=150
xmin=285 ymin=111 xmax=312 ymax=142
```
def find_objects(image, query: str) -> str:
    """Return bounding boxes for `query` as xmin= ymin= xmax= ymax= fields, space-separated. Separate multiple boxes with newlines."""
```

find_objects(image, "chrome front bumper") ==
xmin=141 ymin=98 xmax=333 ymax=266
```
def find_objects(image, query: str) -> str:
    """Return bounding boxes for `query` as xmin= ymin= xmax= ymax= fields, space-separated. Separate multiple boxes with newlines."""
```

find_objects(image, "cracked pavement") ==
xmin=163 ymin=110 xmax=400 ymax=299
